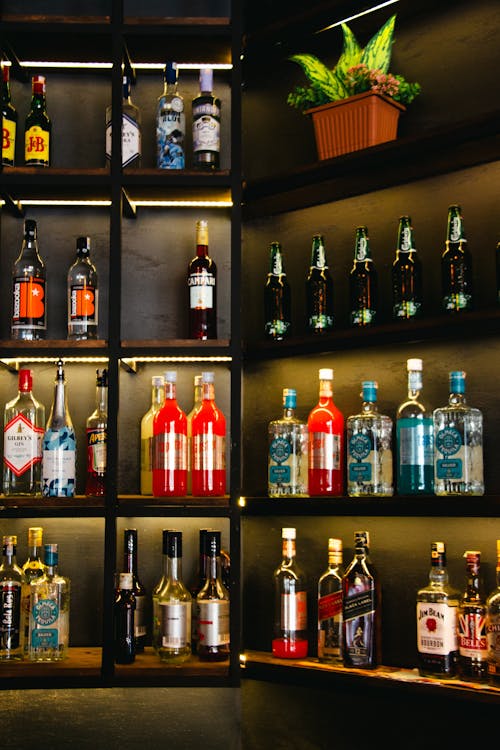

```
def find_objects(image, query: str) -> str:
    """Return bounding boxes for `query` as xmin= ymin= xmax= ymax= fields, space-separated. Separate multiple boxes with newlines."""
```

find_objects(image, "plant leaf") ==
xmin=361 ymin=14 xmax=396 ymax=73
xmin=333 ymin=23 xmax=362 ymax=97
xmin=289 ymin=53 xmax=344 ymax=101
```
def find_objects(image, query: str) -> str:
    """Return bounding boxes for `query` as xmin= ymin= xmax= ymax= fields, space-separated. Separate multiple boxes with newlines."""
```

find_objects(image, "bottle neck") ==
xmin=124 ymin=543 xmax=138 ymax=576
xmin=282 ymin=404 xmax=296 ymax=419
xmin=27 ymin=542 xmax=42 ymax=560
xmin=429 ymin=555 xmax=448 ymax=584
xmin=319 ymin=379 xmax=333 ymax=401
xmin=282 ymin=537 xmax=296 ymax=563
xmin=202 ymin=381 xmax=215 ymax=403
xmin=407 ymin=370 xmax=423 ymax=400
xmin=205 ymin=552 xmax=221 ymax=582
xmin=449 ymin=391 xmax=466 ymax=406
xmin=164 ymin=81 xmax=178 ymax=96
xmin=167 ymin=555 xmax=182 ymax=582
xmin=446 ymin=208 xmax=465 ymax=243
xmin=20 ymin=236 xmax=42 ymax=262
xmin=327 ymin=552 xmax=342 ymax=568
xmin=49 ymin=380 xmax=69 ymax=426
xmin=361 ymin=399 xmax=377 ymax=413
xmin=3 ymin=546 xmax=17 ymax=566
xmin=31 ymin=91 xmax=46 ymax=111
xmin=496 ymin=558 xmax=500 ymax=588
xmin=396 ymin=220 xmax=415 ymax=254
xmin=96 ymin=385 xmax=108 ymax=414
xmin=310 ymin=240 xmax=327 ymax=269
xmin=165 ymin=381 xmax=178 ymax=402
xmin=354 ymin=231 xmax=371 ymax=262
xmin=269 ymin=249 xmax=284 ymax=276
xmin=152 ymin=384 xmax=164 ymax=408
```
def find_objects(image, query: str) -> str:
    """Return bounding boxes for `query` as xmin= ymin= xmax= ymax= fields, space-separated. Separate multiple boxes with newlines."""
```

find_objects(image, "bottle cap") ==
xmin=167 ymin=530 xmax=182 ymax=558
xmin=18 ymin=368 xmax=33 ymax=392
xmin=44 ymin=543 xmax=58 ymax=566
xmin=201 ymin=371 xmax=214 ymax=383
xmin=194 ymin=375 xmax=203 ymax=387
xmin=354 ymin=530 xmax=369 ymax=547
xmin=164 ymin=370 xmax=177 ymax=383
xmin=2 ymin=64 xmax=9 ymax=83
xmin=32 ymin=75 xmax=46 ymax=92
xmin=96 ymin=368 xmax=108 ymax=387
xmin=282 ymin=388 xmax=297 ymax=409
xmin=162 ymin=529 xmax=172 ymax=555
xmin=407 ymin=358 xmax=422 ymax=371
xmin=319 ymin=368 xmax=333 ymax=380
xmin=450 ymin=371 xmax=466 ymax=394
xmin=28 ymin=527 xmax=43 ymax=546
xmin=328 ymin=538 xmax=342 ymax=552
xmin=431 ymin=541 xmax=445 ymax=554
xmin=362 ymin=381 xmax=377 ymax=401
xmin=119 ymin=572 xmax=133 ymax=590
xmin=3 ymin=535 xmax=17 ymax=546
xmin=199 ymin=67 xmax=213 ymax=92
xmin=152 ymin=375 xmax=165 ymax=387
xmin=76 ymin=236 xmax=91 ymax=254
xmin=282 ymin=527 xmax=296 ymax=540
xmin=164 ymin=61 xmax=178 ymax=84
xmin=24 ymin=219 xmax=37 ymax=238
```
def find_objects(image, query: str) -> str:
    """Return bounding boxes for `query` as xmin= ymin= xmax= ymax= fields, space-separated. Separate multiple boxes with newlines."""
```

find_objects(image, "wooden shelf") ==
xmin=0 ymin=646 xmax=102 ymax=678
xmin=0 ymin=496 xmax=106 ymax=518
xmin=114 ymin=648 xmax=229 ymax=682
xmin=117 ymin=495 xmax=230 ymax=516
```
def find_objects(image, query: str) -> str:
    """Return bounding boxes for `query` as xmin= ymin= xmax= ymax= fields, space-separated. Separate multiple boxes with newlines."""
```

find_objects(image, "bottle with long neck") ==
xmin=441 ymin=204 xmax=473 ymax=313
xmin=273 ymin=527 xmax=308 ymax=658
xmin=458 ymin=550 xmax=488 ymax=682
xmin=196 ymin=530 xmax=230 ymax=661
xmin=191 ymin=371 xmax=226 ymax=496
xmin=85 ymin=368 xmax=108 ymax=497
xmin=11 ymin=219 xmax=47 ymax=340
xmin=392 ymin=215 xmax=423 ymax=320
xmin=21 ymin=526 xmax=46 ymax=654
xmin=188 ymin=220 xmax=217 ymax=340
xmin=318 ymin=537 xmax=344 ymax=663
xmin=349 ymin=226 xmax=377 ymax=327
xmin=152 ymin=529 xmax=170 ymax=653
xmin=114 ymin=572 xmax=135 ymax=664
xmin=152 ymin=370 xmax=188 ymax=497
xmin=24 ymin=74 xmax=51 ymax=167
xmin=29 ymin=543 xmax=70 ymax=662
xmin=396 ymin=358 xmax=434 ymax=495
xmin=191 ymin=528 xmax=210 ymax=654
xmin=264 ymin=241 xmax=291 ymax=341
xmin=42 ymin=360 xmax=76 ymax=497
xmin=105 ymin=75 xmax=141 ymax=168
xmin=3 ymin=368 xmax=45 ymax=495
xmin=307 ymin=368 xmax=344 ymax=497
xmin=486 ymin=540 xmax=500 ymax=684
xmin=192 ymin=67 xmax=221 ymax=170
xmin=187 ymin=374 xmax=203 ymax=495
xmin=0 ymin=535 xmax=25 ymax=660
xmin=67 ymin=236 xmax=98 ymax=340
xmin=156 ymin=530 xmax=192 ymax=664
xmin=306 ymin=234 xmax=334 ymax=335
xmin=123 ymin=529 xmax=147 ymax=653
xmin=1 ymin=63 xmax=17 ymax=167
xmin=140 ymin=375 xmax=165 ymax=495
xmin=268 ymin=388 xmax=308 ymax=497
xmin=156 ymin=61 xmax=185 ymax=169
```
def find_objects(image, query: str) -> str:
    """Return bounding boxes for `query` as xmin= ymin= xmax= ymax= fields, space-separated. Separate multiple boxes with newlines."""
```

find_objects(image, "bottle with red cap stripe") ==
xmin=24 ymin=74 xmax=51 ymax=167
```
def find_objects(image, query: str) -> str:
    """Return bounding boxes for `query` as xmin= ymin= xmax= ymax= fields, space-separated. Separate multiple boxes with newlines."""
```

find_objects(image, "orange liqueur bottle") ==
xmin=307 ymin=368 xmax=344 ymax=496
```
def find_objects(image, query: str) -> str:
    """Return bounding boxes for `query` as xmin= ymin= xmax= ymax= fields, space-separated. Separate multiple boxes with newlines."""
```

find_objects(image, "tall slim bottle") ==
xmin=21 ymin=526 xmax=46 ymax=654
xmin=396 ymin=358 xmax=434 ymax=495
xmin=268 ymin=388 xmax=308 ymax=497
xmin=152 ymin=528 xmax=170 ymax=653
xmin=11 ymin=219 xmax=47 ymax=340
xmin=29 ymin=543 xmax=70 ymax=661
xmin=196 ymin=530 xmax=230 ymax=661
xmin=306 ymin=234 xmax=334 ymax=335
xmin=42 ymin=360 xmax=76 ymax=498
xmin=191 ymin=371 xmax=226 ymax=497
xmin=3 ymin=368 xmax=45 ymax=495
xmin=1 ymin=63 xmax=17 ymax=167
xmin=187 ymin=374 xmax=203 ymax=495
xmin=85 ymin=368 xmax=108 ymax=497
xmin=188 ymin=220 xmax=217 ymax=340
xmin=156 ymin=530 xmax=192 ymax=664
xmin=123 ymin=529 xmax=147 ymax=653
xmin=307 ymin=368 xmax=344 ymax=497
xmin=458 ymin=550 xmax=488 ymax=682
xmin=192 ymin=68 xmax=221 ymax=170
xmin=152 ymin=370 xmax=188 ymax=497
xmin=392 ymin=215 xmax=423 ymax=320
xmin=273 ymin=527 xmax=308 ymax=658
xmin=114 ymin=572 xmax=135 ymax=664
xmin=441 ymin=204 xmax=473 ymax=312
xmin=24 ymin=74 xmax=50 ymax=167
xmin=156 ymin=61 xmax=185 ymax=169
xmin=67 ymin=236 xmax=98 ymax=340
xmin=105 ymin=75 xmax=141 ymax=167
xmin=349 ymin=226 xmax=377 ymax=327
xmin=486 ymin=540 xmax=500 ymax=684
xmin=190 ymin=528 xmax=210 ymax=654
xmin=264 ymin=241 xmax=291 ymax=341
xmin=318 ymin=537 xmax=344 ymax=664
xmin=140 ymin=375 xmax=165 ymax=495
xmin=0 ymin=535 xmax=25 ymax=660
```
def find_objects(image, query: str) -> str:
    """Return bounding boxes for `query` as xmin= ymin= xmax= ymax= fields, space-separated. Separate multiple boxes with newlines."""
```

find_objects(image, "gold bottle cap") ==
xmin=328 ymin=538 xmax=342 ymax=553
xmin=3 ymin=535 xmax=17 ymax=546
xmin=28 ymin=527 xmax=43 ymax=546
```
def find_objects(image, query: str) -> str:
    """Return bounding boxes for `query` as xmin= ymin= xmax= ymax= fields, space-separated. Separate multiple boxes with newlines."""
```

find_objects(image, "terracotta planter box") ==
xmin=306 ymin=91 xmax=406 ymax=160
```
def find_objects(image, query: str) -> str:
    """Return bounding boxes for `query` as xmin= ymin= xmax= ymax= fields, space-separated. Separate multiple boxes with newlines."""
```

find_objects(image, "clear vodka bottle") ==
xmin=268 ymin=388 xmax=308 ymax=497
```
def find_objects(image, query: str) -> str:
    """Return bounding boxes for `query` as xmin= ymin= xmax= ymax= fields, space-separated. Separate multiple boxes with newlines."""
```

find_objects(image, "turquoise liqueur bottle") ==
xmin=396 ymin=358 xmax=434 ymax=494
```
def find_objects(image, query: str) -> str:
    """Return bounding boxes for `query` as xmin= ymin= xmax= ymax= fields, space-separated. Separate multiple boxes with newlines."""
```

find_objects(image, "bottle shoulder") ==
xmin=397 ymin=399 xmax=431 ymax=419
xmin=157 ymin=578 xmax=192 ymax=602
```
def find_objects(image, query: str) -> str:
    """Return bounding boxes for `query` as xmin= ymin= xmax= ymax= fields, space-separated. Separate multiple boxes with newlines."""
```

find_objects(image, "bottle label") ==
xmin=3 ymin=413 xmax=44 ymax=476
xmin=281 ymin=591 xmax=307 ymax=631
xmin=192 ymin=434 xmax=225 ymax=471
xmin=25 ymin=125 xmax=50 ymax=165
xmin=487 ymin=615 xmax=500 ymax=672
xmin=159 ymin=601 xmax=191 ymax=648
xmin=42 ymin=428 xmax=76 ymax=497
xmin=2 ymin=119 xmax=16 ymax=163
xmin=458 ymin=612 xmax=488 ymax=659
xmin=309 ymin=433 xmax=341 ymax=471
xmin=318 ymin=590 xmax=342 ymax=660
xmin=87 ymin=427 xmax=107 ymax=474
xmin=156 ymin=100 xmax=185 ymax=169
xmin=397 ymin=418 xmax=433 ymax=466
xmin=265 ymin=319 xmax=290 ymax=338
xmin=0 ymin=582 xmax=22 ymax=649
xmin=134 ymin=594 xmax=146 ymax=639
xmin=198 ymin=599 xmax=230 ymax=647
xmin=344 ymin=580 xmax=376 ymax=663
xmin=154 ymin=433 xmax=187 ymax=470
xmin=416 ymin=601 xmax=458 ymax=655
xmin=354 ymin=237 xmax=369 ymax=262
xmin=31 ymin=597 xmax=59 ymax=649
xmin=188 ymin=272 xmax=215 ymax=310
xmin=435 ymin=427 xmax=463 ymax=479
xmin=69 ymin=285 xmax=98 ymax=324
xmin=193 ymin=109 xmax=220 ymax=154
xmin=351 ymin=308 xmax=376 ymax=326
xmin=12 ymin=276 xmax=46 ymax=331
xmin=105 ymin=114 xmax=141 ymax=167
xmin=318 ymin=590 xmax=342 ymax=622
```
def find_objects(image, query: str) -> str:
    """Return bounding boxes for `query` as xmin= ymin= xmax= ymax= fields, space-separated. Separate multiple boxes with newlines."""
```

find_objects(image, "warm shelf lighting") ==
xmin=239 ymin=653 xmax=247 ymax=667
xmin=134 ymin=200 xmax=233 ymax=208
xmin=237 ymin=496 xmax=247 ymax=507
xmin=6 ymin=61 xmax=233 ymax=71
xmin=317 ymin=0 xmax=399 ymax=33
xmin=0 ymin=356 xmax=109 ymax=371
xmin=1 ymin=200 xmax=232 ymax=209
xmin=121 ymin=356 xmax=232 ymax=366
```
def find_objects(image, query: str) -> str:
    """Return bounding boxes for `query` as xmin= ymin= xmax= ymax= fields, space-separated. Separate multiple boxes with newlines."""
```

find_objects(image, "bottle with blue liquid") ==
xmin=42 ymin=359 xmax=76 ymax=497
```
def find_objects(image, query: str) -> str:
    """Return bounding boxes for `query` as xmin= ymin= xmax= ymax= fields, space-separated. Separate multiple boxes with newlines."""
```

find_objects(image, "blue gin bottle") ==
xmin=42 ymin=360 xmax=76 ymax=497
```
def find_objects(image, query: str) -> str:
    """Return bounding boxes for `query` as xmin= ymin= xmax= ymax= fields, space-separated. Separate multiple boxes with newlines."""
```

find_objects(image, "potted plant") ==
xmin=287 ymin=15 xmax=421 ymax=160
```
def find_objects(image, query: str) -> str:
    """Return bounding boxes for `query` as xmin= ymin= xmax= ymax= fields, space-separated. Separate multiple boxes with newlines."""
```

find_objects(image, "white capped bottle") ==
xmin=42 ymin=360 xmax=76 ymax=497
xmin=192 ymin=68 xmax=221 ymax=170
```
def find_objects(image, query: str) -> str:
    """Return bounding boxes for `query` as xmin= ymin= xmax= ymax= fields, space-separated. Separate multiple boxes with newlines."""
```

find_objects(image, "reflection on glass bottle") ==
xmin=441 ymin=204 xmax=473 ymax=313
xmin=306 ymin=234 xmax=334 ymax=334
xmin=392 ymin=215 xmax=423 ymax=320
xmin=67 ymin=236 xmax=98 ymax=340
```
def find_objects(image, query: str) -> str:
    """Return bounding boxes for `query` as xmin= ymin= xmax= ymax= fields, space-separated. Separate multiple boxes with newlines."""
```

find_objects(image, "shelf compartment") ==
xmin=0 ymin=646 xmax=102 ymax=679
xmin=0 ymin=496 xmax=106 ymax=518
xmin=0 ymin=169 xmax=112 ymax=205
xmin=117 ymin=495 xmax=230 ymax=516
xmin=114 ymin=647 xmax=229 ymax=686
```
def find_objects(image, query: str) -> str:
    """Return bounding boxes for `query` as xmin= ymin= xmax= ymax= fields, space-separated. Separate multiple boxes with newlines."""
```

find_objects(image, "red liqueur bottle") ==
xmin=191 ymin=371 xmax=226 ymax=496
xmin=307 ymin=368 xmax=344 ymax=496
xmin=152 ymin=370 xmax=187 ymax=497
xmin=188 ymin=220 xmax=217 ymax=340
xmin=272 ymin=527 xmax=308 ymax=659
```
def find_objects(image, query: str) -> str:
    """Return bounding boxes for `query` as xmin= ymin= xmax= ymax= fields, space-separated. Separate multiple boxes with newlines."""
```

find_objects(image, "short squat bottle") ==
xmin=114 ymin=572 xmax=136 ymax=665
xmin=306 ymin=234 xmax=334 ymax=334
xmin=196 ymin=530 xmax=230 ymax=661
xmin=67 ymin=236 xmax=98 ymax=340
xmin=318 ymin=537 xmax=344 ymax=664
xmin=391 ymin=215 xmax=423 ymax=320
xmin=268 ymin=388 xmax=308 ymax=497
xmin=29 ymin=543 xmax=70 ymax=662
xmin=264 ymin=241 xmax=291 ymax=341
xmin=273 ymin=527 xmax=308 ymax=659
xmin=458 ymin=550 xmax=488 ymax=682
xmin=349 ymin=226 xmax=377 ymax=327
xmin=11 ymin=219 xmax=47 ymax=341
xmin=441 ymin=204 xmax=473 ymax=313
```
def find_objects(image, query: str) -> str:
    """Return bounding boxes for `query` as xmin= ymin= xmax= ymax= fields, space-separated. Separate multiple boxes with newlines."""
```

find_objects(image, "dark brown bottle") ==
xmin=392 ymin=216 xmax=423 ymax=320
xmin=458 ymin=550 xmax=488 ymax=682
xmin=441 ymin=204 xmax=473 ymax=312
xmin=349 ymin=226 xmax=377 ymax=326
xmin=264 ymin=241 xmax=291 ymax=340
xmin=192 ymin=68 xmax=221 ymax=170
xmin=196 ymin=530 xmax=230 ymax=661
xmin=188 ymin=220 xmax=217 ymax=339
xmin=306 ymin=234 xmax=334 ymax=334
xmin=123 ymin=529 xmax=147 ymax=652
xmin=114 ymin=572 xmax=136 ymax=664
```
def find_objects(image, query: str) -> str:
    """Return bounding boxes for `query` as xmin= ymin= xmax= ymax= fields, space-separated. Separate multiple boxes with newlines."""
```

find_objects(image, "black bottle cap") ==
xmin=24 ymin=219 xmax=37 ymax=237
xmin=96 ymin=368 xmax=108 ymax=387
xmin=76 ymin=236 xmax=91 ymax=254
xmin=167 ymin=530 xmax=182 ymax=558
xmin=164 ymin=62 xmax=178 ymax=84
xmin=206 ymin=530 xmax=221 ymax=557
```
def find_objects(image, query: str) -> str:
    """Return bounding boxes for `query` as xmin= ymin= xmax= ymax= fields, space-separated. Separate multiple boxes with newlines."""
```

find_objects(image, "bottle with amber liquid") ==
xmin=24 ymin=75 xmax=51 ymax=167
xmin=264 ymin=241 xmax=291 ymax=340
xmin=11 ymin=219 xmax=47 ymax=341
xmin=458 ymin=550 xmax=488 ymax=682
xmin=85 ymin=368 xmax=108 ymax=497
xmin=188 ymin=220 xmax=217 ymax=340
xmin=392 ymin=215 xmax=423 ymax=320
xmin=1 ymin=63 xmax=17 ymax=167
xmin=273 ymin=527 xmax=308 ymax=658
xmin=349 ymin=226 xmax=377 ymax=326
xmin=196 ymin=530 xmax=230 ymax=661
xmin=306 ymin=234 xmax=334 ymax=334
xmin=441 ymin=204 xmax=473 ymax=312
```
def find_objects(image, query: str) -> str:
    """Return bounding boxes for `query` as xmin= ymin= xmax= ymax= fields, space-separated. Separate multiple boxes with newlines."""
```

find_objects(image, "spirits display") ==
xmin=85 ymin=368 xmax=108 ymax=497
xmin=268 ymin=388 xmax=308 ymax=497
xmin=416 ymin=541 xmax=459 ymax=679
xmin=305 ymin=234 xmax=334 ymax=334
xmin=264 ymin=240 xmax=291 ymax=341
xmin=1 ymin=63 xmax=17 ymax=167
xmin=188 ymin=220 xmax=217 ymax=340
xmin=433 ymin=370 xmax=484 ymax=496
xmin=67 ymin=236 xmax=99 ymax=340
xmin=318 ymin=537 xmax=344 ymax=664
xmin=42 ymin=360 xmax=76 ymax=497
xmin=21 ymin=527 xmax=46 ymax=654
xmin=307 ymin=368 xmax=343 ymax=496
xmin=24 ymin=74 xmax=51 ymax=167
xmin=0 ymin=535 xmax=24 ymax=660
xmin=152 ymin=370 xmax=188 ymax=497
xmin=106 ymin=75 xmax=141 ymax=167
xmin=458 ymin=550 xmax=488 ymax=682
xmin=486 ymin=540 xmax=500 ymax=683
xmin=272 ymin=527 xmax=308 ymax=658
xmin=155 ymin=530 xmax=192 ymax=664
xmin=28 ymin=543 xmax=70 ymax=661
xmin=441 ymin=204 xmax=473 ymax=312
xmin=114 ymin=572 xmax=136 ymax=665
xmin=391 ymin=215 xmax=423 ymax=319
xmin=191 ymin=371 xmax=226 ymax=496
xmin=396 ymin=358 xmax=434 ymax=495
xmin=3 ymin=368 xmax=45 ymax=496
xmin=196 ymin=530 xmax=230 ymax=661
xmin=192 ymin=67 xmax=221 ymax=169
xmin=140 ymin=375 xmax=165 ymax=495
xmin=11 ymin=219 xmax=47 ymax=340
xmin=346 ymin=380 xmax=393 ymax=497
xmin=156 ymin=62 xmax=185 ymax=169
xmin=349 ymin=226 xmax=377 ymax=326
xmin=122 ymin=529 xmax=147 ymax=653
xmin=186 ymin=374 xmax=203 ymax=494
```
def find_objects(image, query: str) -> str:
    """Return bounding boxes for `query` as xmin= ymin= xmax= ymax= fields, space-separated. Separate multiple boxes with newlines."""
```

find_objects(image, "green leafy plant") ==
xmin=287 ymin=15 xmax=421 ymax=112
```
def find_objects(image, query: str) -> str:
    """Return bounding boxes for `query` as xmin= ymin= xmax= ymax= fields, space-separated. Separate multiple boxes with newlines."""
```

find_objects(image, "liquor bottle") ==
xmin=196 ymin=530 xmax=230 ymax=661
xmin=1 ymin=63 xmax=17 ymax=167
xmin=349 ymin=226 xmax=377 ymax=327
xmin=21 ymin=526 xmax=46 ymax=654
xmin=67 ymin=236 xmax=98 ymax=340
xmin=3 ymin=368 xmax=45 ymax=495
xmin=192 ymin=67 xmax=221 ymax=170
xmin=391 ymin=215 xmax=423 ymax=320
xmin=114 ymin=572 xmax=135 ymax=665
xmin=24 ymin=74 xmax=51 ymax=167
xmin=441 ymin=204 xmax=473 ymax=312
xmin=190 ymin=528 xmax=210 ymax=654
xmin=123 ymin=529 xmax=147 ymax=653
xmin=307 ymin=368 xmax=343 ymax=497
xmin=416 ymin=541 xmax=459 ymax=679
xmin=85 ymin=368 xmax=108 ymax=497
xmin=342 ymin=530 xmax=380 ymax=669
xmin=42 ymin=360 xmax=76 ymax=497
xmin=105 ymin=75 xmax=141 ymax=167
xmin=152 ymin=529 xmax=170 ymax=653
xmin=191 ymin=371 xmax=226 ymax=497
xmin=272 ymin=527 xmax=308 ymax=658
xmin=0 ymin=535 xmax=25 ymax=660
xmin=318 ymin=537 xmax=344 ymax=663
xmin=396 ymin=358 xmax=434 ymax=495
xmin=433 ymin=370 xmax=484 ymax=496
xmin=486 ymin=540 xmax=500 ymax=684
xmin=347 ymin=380 xmax=393 ymax=497
xmin=11 ymin=219 xmax=47 ymax=340
xmin=156 ymin=61 xmax=185 ymax=169
xmin=140 ymin=375 xmax=165 ymax=495
xmin=264 ymin=241 xmax=291 ymax=341
xmin=306 ymin=234 xmax=334 ymax=335
xmin=187 ymin=220 xmax=217 ymax=340
xmin=152 ymin=370 xmax=188 ymax=497
xmin=496 ymin=241 xmax=500 ymax=305
xmin=29 ymin=543 xmax=70 ymax=661
xmin=187 ymin=374 xmax=203 ymax=494
xmin=458 ymin=550 xmax=488 ymax=682
xmin=268 ymin=388 xmax=308 ymax=497
xmin=155 ymin=530 xmax=192 ymax=664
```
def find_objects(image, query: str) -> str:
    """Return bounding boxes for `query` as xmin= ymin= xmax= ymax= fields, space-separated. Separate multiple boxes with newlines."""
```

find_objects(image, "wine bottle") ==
xmin=85 ymin=368 xmax=108 ymax=497
xmin=42 ymin=360 xmax=76 ymax=498
xmin=349 ymin=226 xmax=377 ymax=326
xmin=1 ymin=63 xmax=17 ymax=167
xmin=190 ymin=528 xmax=210 ymax=654
xmin=114 ymin=572 xmax=136 ymax=665
xmin=24 ymin=74 xmax=51 ymax=167
xmin=156 ymin=530 xmax=192 ymax=664
xmin=105 ymin=75 xmax=141 ymax=167
xmin=187 ymin=220 xmax=217 ymax=340
xmin=192 ymin=67 xmax=221 ymax=170
xmin=196 ymin=530 xmax=230 ymax=661
xmin=123 ymin=529 xmax=147 ymax=652
xmin=307 ymin=368 xmax=344 ymax=497
xmin=67 ymin=236 xmax=98 ymax=340
xmin=152 ymin=370 xmax=188 ymax=497
xmin=156 ymin=61 xmax=185 ymax=169
xmin=306 ymin=234 xmax=334 ymax=334
xmin=441 ymin=204 xmax=473 ymax=312
xmin=28 ymin=543 xmax=70 ymax=662
xmin=264 ymin=241 xmax=291 ymax=341
xmin=140 ymin=375 xmax=165 ymax=495
xmin=391 ymin=215 xmax=423 ymax=320
xmin=191 ymin=371 xmax=226 ymax=496
xmin=0 ymin=535 xmax=25 ymax=660
xmin=11 ymin=219 xmax=47 ymax=341
xmin=272 ymin=527 xmax=308 ymax=658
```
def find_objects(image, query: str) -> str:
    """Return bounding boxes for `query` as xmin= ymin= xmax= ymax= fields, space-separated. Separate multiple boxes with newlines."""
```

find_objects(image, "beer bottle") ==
xmin=306 ymin=234 xmax=334 ymax=334
xmin=441 ymin=204 xmax=473 ymax=312
xmin=264 ymin=241 xmax=291 ymax=340
xmin=392 ymin=216 xmax=423 ymax=320
xmin=349 ymin=226 xmax=377 ymax=326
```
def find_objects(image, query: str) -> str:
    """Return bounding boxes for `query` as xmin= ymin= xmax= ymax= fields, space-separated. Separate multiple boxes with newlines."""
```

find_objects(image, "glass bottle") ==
xmin=152 ymin=528 xmax=171 ymax=654
xmin=307 ymin=368 xmax=343 ymax=497
xmin=264 ymin=241 xmax=291 ymax=341
xmin=42 ymin=359 xmax=76 ymax=498
xmin=486 ymin=540 xmax=500 ymax=684
xmin=21 ymin=526 xmax=46 ymax=654
xmin=441 ymin=204 xmax=473 ymax=312
xmin=272 ymin=527 xmax=308 ymax=658
xmin=433 ymin=370 xmax=484 ymax=496
xmin=306 ymin=234 xmax=334 ymax=335
xmin=106 ymin=74 xmax=141 ymax=167
xmin=192 ymin=67 xmax=221 ymax=170
xmin=347 ymin=380 xmax=393 ymax=497
xmin=114 ymin=572 xmax=136 ymax=665
xmin=67 ymin=236 xmax=99 ymax=340
xmin=156 ymin=530 xmax=192 ymax=664
xmin=140 ymin=375 xmax=165 ymax=495
xmin=187 ymin=374 xmax=203 ymax=495
xmin=349 ymin=226 xmax=377 ymax=327
xmin=29 ymin=543 xmax=70 ymax=662
xmin=190 ymin=528 xmax=210 ymax=654
xmin=85 ymin=368 xmax=108 ymax=497
xmin=24 ymin=74 xmax=51 ymax=167
xmin=3 ymin=368 xmax=45 ymax=495
xmin=11 ymin=219 xmax=47 ymax=341
xmin=0 ymin=535 xmax=25 ymax=660
xmin=268 ymin=387 xmax=308 ymax=498
xmin=458 ymin=550 xmax=488 ymax=682
xmin=318 ymin=537 xmax=344 ymax=664
xmin=191 ymin=371 xmax=226 ymax=497
xmin=342 ymin=530 xmax=380 ymax=669
xmin=1 ymin=63 xmax=17 ymax=167
xmin=122 ymin=529 xmax=147 ymax=653
xmin=152 ymin=370 xmax=188 ymax=497
xmin=396 ymin=358 xmax=434 ymax=495
xmin=196 ymin=530 xmax=230 ymax=661
xmin=416 ymin=541 xmax=459 ymax=679
xmin=391 ymin=215 xmax=423 ymax=320
xmin=496 ymin=240 xmax=500 ymax=306
xmin=188 ymin=219 xmax=217 ymax=340
xmin=156 ymin=61 xmax=185 ymax=169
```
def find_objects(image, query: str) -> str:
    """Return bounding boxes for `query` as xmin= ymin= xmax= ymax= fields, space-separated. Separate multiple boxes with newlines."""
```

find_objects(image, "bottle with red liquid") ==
xmin=272 ymin=527 xmax=308 ymax=659
xmin=85 ymin=368 xmax=107 ymax=496
xmin=307 ymin=368 xmax=344 ymax=496
xmin=187 ymin=220 xmax=217 ymax=340
xmin=191 ymin=371 xmax=226 ymax=496
xmin=152 ymin=370 xmax=187 ymax=497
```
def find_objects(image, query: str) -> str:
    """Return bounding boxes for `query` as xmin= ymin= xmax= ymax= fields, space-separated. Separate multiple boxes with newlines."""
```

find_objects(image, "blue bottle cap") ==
xmin=450 ymin=371 xmax=466 ymax=393
xmin=44 ymin=543 xmax=58 ymax=566
xmin=283 ymin=388 xmax=297 ymax=409
xmin=362 ymin=380 xmax=377 ymax=402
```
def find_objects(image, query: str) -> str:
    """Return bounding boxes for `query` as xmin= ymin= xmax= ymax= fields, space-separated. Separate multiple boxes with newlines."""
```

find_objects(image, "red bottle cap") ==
xmin=18 ymin=369 xmax=33 ymax=392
